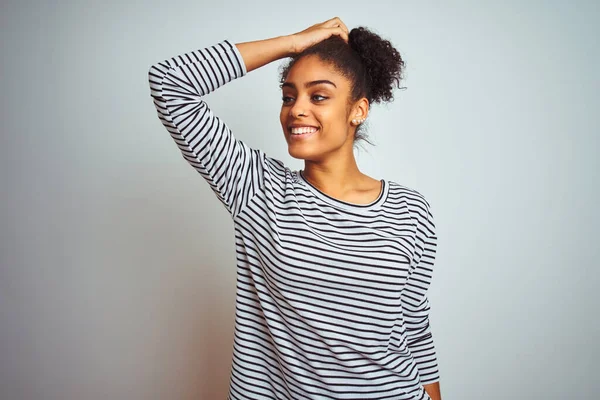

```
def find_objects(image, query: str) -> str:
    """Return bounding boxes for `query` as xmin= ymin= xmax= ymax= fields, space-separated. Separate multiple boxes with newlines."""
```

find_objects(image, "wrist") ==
xmin=278 ymin=35 xmax=297 ymax=57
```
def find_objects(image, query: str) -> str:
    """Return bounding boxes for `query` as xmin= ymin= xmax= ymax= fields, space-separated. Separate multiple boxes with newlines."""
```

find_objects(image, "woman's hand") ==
xmin=289 ymin=17 xmax=350 ymax=54
xmin=234 ymin=17 xmax=349 ymax=73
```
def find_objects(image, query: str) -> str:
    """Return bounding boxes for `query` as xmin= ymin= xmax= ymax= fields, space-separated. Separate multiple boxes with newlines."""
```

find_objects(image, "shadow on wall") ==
xmin=90 ymin=176 xmax=238 ymax=398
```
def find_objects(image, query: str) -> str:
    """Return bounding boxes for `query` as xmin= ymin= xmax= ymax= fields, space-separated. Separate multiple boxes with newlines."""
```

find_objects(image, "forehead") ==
xmin=284 ymin=55 xmax=348 ymax=89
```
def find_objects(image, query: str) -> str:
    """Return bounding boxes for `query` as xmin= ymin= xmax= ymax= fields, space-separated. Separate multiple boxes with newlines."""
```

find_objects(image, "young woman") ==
xmin=148 ymin=17 xmax=441 ymax=400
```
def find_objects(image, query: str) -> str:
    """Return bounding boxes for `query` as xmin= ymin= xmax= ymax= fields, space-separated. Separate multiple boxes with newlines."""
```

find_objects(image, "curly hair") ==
xmin=279 ymin=27 xmax=405 ymax=147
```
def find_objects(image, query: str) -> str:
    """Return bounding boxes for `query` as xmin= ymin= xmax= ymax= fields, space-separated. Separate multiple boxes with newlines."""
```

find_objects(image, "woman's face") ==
xmin=280 ymin=55 xmax=358 ymax=161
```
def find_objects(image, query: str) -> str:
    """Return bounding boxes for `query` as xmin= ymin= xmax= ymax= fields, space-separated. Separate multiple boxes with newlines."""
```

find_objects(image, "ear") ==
xmin=349 ymin=97 xmax=369 ymax=125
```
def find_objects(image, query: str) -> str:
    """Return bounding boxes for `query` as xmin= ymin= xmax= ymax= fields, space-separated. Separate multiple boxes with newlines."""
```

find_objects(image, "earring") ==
xmin=352 ymin=117 xmax=366 ymax=125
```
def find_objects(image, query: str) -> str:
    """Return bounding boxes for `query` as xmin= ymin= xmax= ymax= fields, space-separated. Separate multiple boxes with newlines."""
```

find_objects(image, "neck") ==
xmin=302 ymin=154 xmax=364 ymax=194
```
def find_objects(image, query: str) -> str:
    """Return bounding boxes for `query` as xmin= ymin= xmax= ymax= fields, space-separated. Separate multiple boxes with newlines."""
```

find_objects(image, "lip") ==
xmin=288 ymin=127 xmax=319 ymax=140
xmin=288 ymin=124 xmax=318 ymax=129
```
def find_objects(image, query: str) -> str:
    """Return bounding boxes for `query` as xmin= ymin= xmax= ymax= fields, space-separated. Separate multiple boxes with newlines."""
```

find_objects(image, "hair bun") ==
xmin=348 ymin=27 xmax=405 ymax=104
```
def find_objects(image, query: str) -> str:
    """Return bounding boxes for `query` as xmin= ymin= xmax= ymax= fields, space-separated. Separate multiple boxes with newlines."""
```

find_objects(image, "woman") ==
xmin=148 ymin=17 xmax=441 ymax=400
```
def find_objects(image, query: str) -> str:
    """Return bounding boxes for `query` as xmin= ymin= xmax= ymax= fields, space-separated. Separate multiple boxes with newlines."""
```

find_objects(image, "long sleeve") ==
xmin=148 ymin=40 xmax=265 ymax=219
xmin=402 ymin=197 xmax=439 ymax=384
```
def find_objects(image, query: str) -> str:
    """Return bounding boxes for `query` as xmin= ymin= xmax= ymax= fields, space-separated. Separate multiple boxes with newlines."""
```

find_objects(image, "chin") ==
xmin=288 ymin=146 xmax=326 ymax=162
xmin=287 ymin=148 xmax=310 ymax=160
xmin=286 ymin=145 xmax=312 ymax=159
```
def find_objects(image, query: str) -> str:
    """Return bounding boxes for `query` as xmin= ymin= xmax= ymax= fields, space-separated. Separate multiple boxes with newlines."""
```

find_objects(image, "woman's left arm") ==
xmin=402 ymin=193 xmax=442 ymax=396
xmin=424 ymin=381 xmax=442 ymax=400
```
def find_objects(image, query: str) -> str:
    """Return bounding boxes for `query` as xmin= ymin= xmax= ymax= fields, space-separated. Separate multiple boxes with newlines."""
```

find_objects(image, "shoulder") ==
xmin=263 ymin=154 xmax=300 ymax=184
xmin=385 ymin=179 xmax=436 ymax=237
xmin=386 ymin=179 xmax=432 ymax=212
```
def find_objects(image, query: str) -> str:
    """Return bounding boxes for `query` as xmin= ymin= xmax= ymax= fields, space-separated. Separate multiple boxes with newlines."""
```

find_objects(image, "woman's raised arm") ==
xmin=148 ymin=40 xmax=267 ymax=219
xmin=147 ymin=18 xmax=349 ymax=218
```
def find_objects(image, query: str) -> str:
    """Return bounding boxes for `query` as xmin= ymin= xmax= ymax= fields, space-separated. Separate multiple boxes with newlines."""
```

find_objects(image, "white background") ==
xmin=1 ymin=1 xmax=598 ymax=398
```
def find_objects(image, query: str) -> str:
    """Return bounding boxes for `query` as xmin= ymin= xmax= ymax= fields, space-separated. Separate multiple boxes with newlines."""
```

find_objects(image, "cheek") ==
xmin=279 ymin=108 xmax=287 ymax=126
xmin=318 ymin=106 xmax=346 ymax=128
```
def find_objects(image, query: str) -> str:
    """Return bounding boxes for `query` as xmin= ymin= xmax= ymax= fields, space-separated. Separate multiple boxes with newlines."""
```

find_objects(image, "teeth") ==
xmin=291 ymin=127 xmax=318 ymax=135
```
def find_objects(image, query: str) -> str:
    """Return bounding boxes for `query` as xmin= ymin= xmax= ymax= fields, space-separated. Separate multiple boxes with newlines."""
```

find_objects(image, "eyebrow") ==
xmin=280 ymin=80 xmax=337 ymax=90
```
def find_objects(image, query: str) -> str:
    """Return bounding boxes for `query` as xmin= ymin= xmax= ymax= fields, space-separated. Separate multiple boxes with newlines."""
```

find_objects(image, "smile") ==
xmin=290 ymin=126 xmax=318 ymax=135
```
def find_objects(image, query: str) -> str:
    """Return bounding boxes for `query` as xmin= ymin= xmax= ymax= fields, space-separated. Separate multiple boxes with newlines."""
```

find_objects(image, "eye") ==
xmin=281 ymin=96 xmax=294 ymax=104
xmin=312 ymin=94 xmax=328 ymax=102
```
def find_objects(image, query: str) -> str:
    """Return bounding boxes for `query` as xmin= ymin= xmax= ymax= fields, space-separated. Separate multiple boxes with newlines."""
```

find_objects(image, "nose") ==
xmin=289 ymin=97 xmax=308 ymax=118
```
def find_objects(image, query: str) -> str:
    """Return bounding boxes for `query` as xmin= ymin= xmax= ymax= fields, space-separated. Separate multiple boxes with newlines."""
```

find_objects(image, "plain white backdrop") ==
xmin=1 ymin=1 xmax=599 ymax=399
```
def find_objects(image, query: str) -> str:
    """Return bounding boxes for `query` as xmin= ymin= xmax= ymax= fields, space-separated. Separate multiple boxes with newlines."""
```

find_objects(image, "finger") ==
xmin=339 ymin=27 xmax=349 ymax=42
xmin=329 ymin=26 xmax=348 ymax=43
xmin=330 ymin=17 xmax=349 ymax=34
xmin=337 ymin=19 xmax=349 ymax=35
xmin=323 ymin=16 xmax=342 ymax=28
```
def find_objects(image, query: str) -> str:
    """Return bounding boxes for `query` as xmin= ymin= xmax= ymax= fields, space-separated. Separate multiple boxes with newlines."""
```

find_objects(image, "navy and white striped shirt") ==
xmin=148 ymin=39 xmax=439 ymax=400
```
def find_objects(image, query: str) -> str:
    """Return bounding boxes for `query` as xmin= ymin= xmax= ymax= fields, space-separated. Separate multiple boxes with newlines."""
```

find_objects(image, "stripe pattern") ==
xmin=149 ymin=40 xmax=439 ymax=400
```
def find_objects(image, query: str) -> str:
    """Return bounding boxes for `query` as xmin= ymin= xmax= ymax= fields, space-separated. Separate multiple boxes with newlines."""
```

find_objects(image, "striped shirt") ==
xmin=148 ymin=39 xmax=439 ymax=400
